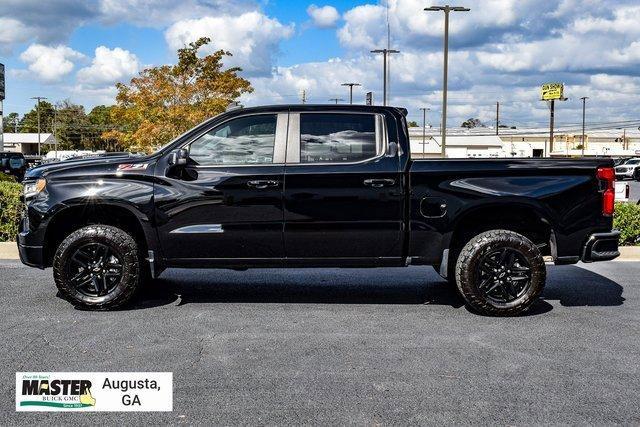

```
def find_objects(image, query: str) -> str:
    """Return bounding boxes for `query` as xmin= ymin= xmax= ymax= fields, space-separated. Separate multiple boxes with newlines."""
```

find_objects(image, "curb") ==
xmin=1 ymin=242 xmax=640 ymax=262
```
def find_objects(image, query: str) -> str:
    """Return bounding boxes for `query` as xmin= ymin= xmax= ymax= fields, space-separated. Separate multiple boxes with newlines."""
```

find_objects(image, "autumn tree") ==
xmin=104 ymin=37 xmax=253 ymax=152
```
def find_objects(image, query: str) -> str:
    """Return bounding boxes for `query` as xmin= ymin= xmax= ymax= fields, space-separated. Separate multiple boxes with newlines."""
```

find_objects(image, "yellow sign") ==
xmin=541 ymin=83 xmax=564 ymax=101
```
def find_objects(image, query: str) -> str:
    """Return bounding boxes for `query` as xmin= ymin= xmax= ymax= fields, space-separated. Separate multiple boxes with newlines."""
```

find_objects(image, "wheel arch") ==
xmin=43 ymin=202 xmax=157 ymax=267
xmin=447 ymin=201 xmax=555 ymax=259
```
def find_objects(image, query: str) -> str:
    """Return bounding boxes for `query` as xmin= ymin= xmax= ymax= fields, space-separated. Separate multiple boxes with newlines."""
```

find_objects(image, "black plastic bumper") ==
xmin=17 ymin=232 xmax=46 ymax=269
xmin=581 ymin=230 xmax=620 ymax=263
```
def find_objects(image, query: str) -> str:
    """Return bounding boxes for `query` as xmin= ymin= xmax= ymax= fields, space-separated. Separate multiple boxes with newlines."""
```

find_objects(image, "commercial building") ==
xmin=3 ymin=133 xmax=57 ymax=156
xmin=409 ymin=126 xmax=640 ymax=158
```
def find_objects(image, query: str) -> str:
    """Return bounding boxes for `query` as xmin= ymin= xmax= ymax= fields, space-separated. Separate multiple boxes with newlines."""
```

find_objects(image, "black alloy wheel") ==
xmin=53 ymin=225 xmax=143 ymax=310
xmin=476 ymin=247 xmax=532 ymax=304
xmin=67 ymin=243 xmax=123 ymax=297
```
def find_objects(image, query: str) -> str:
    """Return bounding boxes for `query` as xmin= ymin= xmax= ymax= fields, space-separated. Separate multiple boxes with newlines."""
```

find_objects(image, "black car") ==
xmin=0 ymin=152 xmax=27 ymax=182
xmin=17 ymin=105 xmax=620 ymax=315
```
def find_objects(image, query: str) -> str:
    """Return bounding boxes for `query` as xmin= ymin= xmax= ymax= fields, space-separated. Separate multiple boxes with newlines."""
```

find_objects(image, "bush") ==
xmin=614 ymin=202 xmax=640 ymax=246
xmin=0 ymin=172 xmax=17 ymax=183
xmin=0 ymin=181 xmax=22 ymax=242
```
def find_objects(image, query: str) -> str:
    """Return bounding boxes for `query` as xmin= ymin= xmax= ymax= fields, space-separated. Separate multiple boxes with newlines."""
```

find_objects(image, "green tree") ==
xmin=407 ymin=120 xmax=418 ymax=127
xmin=105 ymin=37 xmax=253 ymax=152
xmin=20 ymin=101 xmax=55 ymax=133
xmin=88 ymin=105 xmax=126 ymax=151
xmin=2 ymin=112 xmax=19 ymax=133
xmin=53 ymin=100 xmax=91 ymax=150
xmin=461 ymin=118 xmax=483 ymax=129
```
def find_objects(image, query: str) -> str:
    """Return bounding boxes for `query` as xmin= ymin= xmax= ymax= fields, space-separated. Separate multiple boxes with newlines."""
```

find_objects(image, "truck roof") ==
xmin=231 ymin=104 xmax=407 ymax=116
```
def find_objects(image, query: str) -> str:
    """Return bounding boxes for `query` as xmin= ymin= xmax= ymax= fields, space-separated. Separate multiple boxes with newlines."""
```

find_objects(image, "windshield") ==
xmin=626 ymin=160 xmax=640 ymax=165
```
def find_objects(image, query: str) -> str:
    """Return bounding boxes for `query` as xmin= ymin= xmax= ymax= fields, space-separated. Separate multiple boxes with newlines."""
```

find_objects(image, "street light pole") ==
xmin=580 ymin=96 xmax=588 ymax=157
xmin=420 ymin=107 xmax=430 ymax=154
xmin=341 ymin=83 xmax=362 ymax=105
xmin=30 ymin=96 xmax=47 ymax=158
xmin=371 ymin=49 xmax=400 ymax=106
xmin=425 ymin=5 xmax=470 ymax=157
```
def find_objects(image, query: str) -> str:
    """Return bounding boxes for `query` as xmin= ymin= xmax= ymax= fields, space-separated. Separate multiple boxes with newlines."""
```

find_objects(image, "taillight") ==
xmin=597 ymin=167 xmax=615 ymax=216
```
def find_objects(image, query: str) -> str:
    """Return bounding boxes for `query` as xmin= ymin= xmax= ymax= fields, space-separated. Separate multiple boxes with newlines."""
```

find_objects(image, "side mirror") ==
xmin=169 ymin=148 xmax=188 ymax=166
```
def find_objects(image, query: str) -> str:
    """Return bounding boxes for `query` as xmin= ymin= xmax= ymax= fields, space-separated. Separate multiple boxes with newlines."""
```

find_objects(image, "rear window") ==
xmin=299 ymin=113 xmax=378 ymax=163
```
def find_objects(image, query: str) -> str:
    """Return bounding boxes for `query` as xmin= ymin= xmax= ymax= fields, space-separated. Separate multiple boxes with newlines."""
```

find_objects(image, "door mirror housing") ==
xmin=169 ymin=148 xmax=189 ymax=166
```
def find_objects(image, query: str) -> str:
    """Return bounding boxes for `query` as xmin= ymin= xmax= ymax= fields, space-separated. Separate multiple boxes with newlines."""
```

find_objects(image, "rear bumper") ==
xmin=581 ymin=230 xmax=620 ymax=263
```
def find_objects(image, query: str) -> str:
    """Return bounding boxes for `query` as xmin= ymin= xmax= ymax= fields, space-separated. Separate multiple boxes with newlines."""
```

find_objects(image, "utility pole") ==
xmin=425 ymin=5 xmax=470 ymax=158
xmin=30 ymin=96 xmax=47 ymax=157
xmin=341 ymin=83 xmax=361 ymax=105
xmin=420 ymin=107 xmax=430 ymax=154
xmin=370 ymin=49 xmax=400 ymax=106
xmin=328 ymin=98 xmax=344 ymax=105
xmin=580 ymin=96 xmax=588 ymax=157
xmin=496 ymin=101 xmax=499 ymax=135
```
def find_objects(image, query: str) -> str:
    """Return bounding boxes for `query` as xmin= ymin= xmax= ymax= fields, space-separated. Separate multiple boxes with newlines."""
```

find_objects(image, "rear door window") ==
xmin=299 ymin=113 xmax=378 ymax=163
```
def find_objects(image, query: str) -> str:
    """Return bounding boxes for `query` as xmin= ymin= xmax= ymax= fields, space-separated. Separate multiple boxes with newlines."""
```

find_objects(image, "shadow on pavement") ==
xmin=542 ymin=265 xmax=625 ymax=307
xmin=130 ymin=265 xmax=624 ymax=313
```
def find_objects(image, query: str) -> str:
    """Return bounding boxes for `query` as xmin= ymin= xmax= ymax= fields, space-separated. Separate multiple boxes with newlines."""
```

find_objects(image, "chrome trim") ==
xmin=286 ymin=112 xmax=300 ymax=163
xmin=285 ymin=112 xmax=387 ymax=166
xmin=170 ymin=224 xmax=224 ymax=234
xmin=273 ymin=113 xmax=288 ymax=164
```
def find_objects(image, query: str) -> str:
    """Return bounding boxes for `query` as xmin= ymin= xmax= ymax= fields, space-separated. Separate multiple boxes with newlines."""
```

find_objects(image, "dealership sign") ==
xmin=541 ymin=82 xmax=564 ymax=101
xmin=0 ymin=63 xmax=4 ymax=100
xmin=16 ymin=372 xmax=172 ymax=411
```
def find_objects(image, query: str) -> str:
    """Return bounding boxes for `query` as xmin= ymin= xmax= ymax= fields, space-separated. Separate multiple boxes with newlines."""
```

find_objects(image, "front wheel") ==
xmin=53 ymin=225 xmax=143 ymax=310
xmin=455 ymin=230 xmax=546 ymax=316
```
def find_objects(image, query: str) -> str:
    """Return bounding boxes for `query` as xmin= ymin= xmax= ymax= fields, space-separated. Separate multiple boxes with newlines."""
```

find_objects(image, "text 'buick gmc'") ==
xmin=18 ymin=105 xmax=620 ymax=315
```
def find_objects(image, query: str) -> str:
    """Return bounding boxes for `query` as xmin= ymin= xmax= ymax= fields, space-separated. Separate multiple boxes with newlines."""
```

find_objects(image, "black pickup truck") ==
xmin=18 ymin=105 xmax=620 ymax=315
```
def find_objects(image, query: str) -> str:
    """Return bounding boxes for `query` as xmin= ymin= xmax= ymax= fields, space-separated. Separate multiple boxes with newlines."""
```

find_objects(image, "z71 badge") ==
xmin=117 ymin=163 xmax=149 ymax=171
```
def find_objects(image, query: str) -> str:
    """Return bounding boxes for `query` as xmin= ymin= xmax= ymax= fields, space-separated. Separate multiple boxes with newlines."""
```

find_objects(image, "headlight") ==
xmin=23 ymin=179 xmax=46 ymax=199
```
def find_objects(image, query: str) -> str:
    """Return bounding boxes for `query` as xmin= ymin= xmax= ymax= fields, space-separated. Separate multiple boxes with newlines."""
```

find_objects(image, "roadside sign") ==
xmin=366 ymin=91 xmax=373 ymax=106
xmin=541 ymin=82 xmax=563 ymax=101
xmin=0 ymin=63 xmax=5 ymax=100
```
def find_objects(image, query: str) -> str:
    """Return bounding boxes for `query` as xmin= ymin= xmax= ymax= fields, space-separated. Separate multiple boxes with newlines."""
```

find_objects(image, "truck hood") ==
xmin=25 ymin=154 xmax=151 ymax=180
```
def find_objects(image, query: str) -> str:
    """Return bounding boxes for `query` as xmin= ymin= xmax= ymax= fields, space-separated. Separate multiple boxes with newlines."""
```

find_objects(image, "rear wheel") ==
xmin=53 ymin=225 xmax=142 ymax=310
xmin=455 ymin=229 xmax=546 ymax=316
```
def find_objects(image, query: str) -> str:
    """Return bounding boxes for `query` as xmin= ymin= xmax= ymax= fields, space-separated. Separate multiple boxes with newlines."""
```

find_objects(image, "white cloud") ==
xmin=77 ymin=46 xmax=140 ymax=87
xmin=19 ymin=44 xmax=85 ymax=83
xmin=307 ymin=5 xmax=340 ymax=28
xmin=0 ymin=18 xmax=33 ymax=48
xmin=164 ymin=11 xmax=294 ymax=76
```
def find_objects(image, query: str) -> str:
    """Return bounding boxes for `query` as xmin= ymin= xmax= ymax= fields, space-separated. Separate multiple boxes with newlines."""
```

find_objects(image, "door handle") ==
xmin=247 ymin=180 xmax=279 ymax=189
xmin=363 ymin=178 xmax=395 ymax=188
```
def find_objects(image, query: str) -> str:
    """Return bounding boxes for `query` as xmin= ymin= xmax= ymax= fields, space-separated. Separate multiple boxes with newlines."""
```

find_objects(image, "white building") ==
xmin=409 ymin=126 xmax=640 ymax=158
xmin=3 ymin=133 xmax=57 ymax=156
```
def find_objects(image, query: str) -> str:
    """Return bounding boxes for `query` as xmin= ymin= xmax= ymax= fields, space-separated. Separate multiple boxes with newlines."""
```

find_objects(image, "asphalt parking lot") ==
xmin=1 ymin=261 xmax=639 ymax=425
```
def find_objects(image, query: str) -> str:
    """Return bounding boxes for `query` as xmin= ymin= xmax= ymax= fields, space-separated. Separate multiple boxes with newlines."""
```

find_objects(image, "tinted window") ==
xmin=626 ymin=160 xmax=640 ymax=165
xmin=189 ymin=114 xmax=277 ymax=165
xmin=300 ymin=113 xmax=377 ymax=163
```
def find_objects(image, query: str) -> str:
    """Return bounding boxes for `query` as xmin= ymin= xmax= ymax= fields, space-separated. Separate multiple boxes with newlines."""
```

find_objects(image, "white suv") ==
xmin=615 ymin=158 xmax=640 ymax=180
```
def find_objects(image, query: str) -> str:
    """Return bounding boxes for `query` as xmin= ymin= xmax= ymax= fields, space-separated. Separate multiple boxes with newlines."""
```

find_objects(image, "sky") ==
xmin=1 ymin=0 xmax=640 ymax=129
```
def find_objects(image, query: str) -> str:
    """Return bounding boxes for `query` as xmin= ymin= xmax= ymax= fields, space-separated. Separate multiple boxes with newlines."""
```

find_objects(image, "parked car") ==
xmin=615 ymin=158 xmax=640 ymax=180
xmin=18 ymin=105 xmax=620 ymax=315
xmin=0 ymin=152 xmax=27 ymax=182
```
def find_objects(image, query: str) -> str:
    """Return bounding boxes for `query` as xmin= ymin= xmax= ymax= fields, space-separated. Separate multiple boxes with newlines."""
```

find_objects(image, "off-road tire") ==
xmin=455 ymin=229 xmax=546 ymax=316
xmin=53 ymin=225 xmax=142 ymax=310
